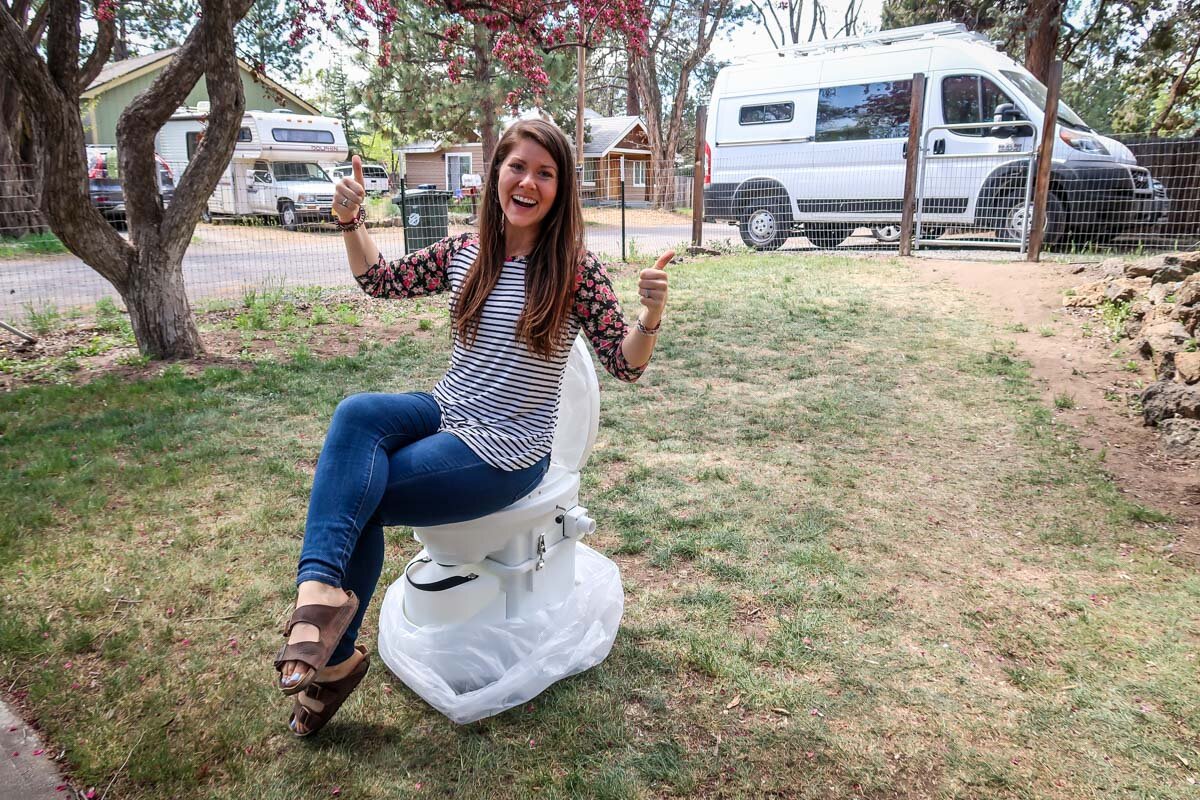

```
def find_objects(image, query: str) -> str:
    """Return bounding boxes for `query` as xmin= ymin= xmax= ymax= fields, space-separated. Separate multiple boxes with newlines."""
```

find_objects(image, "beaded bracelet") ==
xmin=334 ymin=206 xmax=366 ymax=233
xmin=636 ymin=317 xmax=661 ymax=336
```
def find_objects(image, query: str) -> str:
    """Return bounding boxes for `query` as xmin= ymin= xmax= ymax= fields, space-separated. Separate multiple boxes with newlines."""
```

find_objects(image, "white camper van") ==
xmin=703 ymin=22 xmax=1166 ymax=250
xmin=157 ymin=109 xmax=349 ymax=230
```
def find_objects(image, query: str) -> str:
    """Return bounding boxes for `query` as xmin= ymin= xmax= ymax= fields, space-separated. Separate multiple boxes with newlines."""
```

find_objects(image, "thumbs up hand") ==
xmin=637 ymin=250 xmax=673 ymax=319
xmin=334 ymin=154 xmax=367 ymax=224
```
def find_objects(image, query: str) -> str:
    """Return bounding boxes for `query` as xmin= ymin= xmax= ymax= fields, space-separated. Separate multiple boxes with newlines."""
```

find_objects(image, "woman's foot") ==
xmin=289 ymin=647 xmax=368 ymax=736
xmin=278 ymin=581 xmax=355 ymax=691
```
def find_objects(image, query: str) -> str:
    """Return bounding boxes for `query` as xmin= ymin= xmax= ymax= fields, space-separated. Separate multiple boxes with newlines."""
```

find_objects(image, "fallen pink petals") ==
xmin=85 ymin=789 xmax=97 ymax=799
xmin=32 ymin=748 xmax=44 ymax=756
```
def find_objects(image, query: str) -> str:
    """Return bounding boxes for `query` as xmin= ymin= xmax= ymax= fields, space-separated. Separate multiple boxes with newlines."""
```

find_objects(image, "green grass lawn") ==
xmin=0 ymin=230 xmax=68 ymax=259
xmin=1 ymin=253 xmax=1196 ymax=799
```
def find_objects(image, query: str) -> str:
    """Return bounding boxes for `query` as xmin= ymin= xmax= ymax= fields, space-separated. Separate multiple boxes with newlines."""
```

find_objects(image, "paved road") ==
xmin=0 ymin=219 xmax=1040 ymax=318
xmin=2 ymin=701 xmax=65 ymax=799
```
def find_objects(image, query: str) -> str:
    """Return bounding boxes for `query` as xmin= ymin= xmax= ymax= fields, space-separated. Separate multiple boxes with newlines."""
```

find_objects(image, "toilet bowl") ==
xmin=399 ymin=335 xmax=601 ymax=626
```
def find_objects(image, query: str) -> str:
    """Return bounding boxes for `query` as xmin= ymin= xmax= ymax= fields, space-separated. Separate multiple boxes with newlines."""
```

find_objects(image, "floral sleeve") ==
xmin=575 ymin=251 xmax=646 ymax=382
xmin=354 ymin=232 xmax=475 ymax=300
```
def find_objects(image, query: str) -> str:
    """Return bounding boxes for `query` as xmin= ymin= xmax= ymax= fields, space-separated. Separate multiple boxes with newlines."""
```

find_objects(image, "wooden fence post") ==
xmin=899 ymin=73 xmax=926 ymax=257
xmin=692 ymin=104 xmax=707 ymax=249
xmin=1028 ymin=60 xmax=1063 ymax=262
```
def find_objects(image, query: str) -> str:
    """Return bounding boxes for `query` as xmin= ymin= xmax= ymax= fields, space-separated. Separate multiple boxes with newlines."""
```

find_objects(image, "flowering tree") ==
xmin=0 ymin=0 xmax=646 ymax=360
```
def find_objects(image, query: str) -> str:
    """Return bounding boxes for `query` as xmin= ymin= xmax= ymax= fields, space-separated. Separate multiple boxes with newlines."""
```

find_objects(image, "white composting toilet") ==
xmin=377 ymin=336 xmax=625 ymax=723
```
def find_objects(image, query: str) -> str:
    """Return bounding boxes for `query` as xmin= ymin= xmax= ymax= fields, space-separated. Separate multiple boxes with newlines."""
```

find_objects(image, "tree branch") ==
xmin=1151 ymin=35 xmax=1200 ymax=136
xmin=77 ymin=11 xmax=115 ymax=93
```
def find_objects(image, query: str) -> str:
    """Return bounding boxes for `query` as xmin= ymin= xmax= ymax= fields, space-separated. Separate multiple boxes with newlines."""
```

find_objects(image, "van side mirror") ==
xmin=991 ymin=103 xmax=1034 ymax=138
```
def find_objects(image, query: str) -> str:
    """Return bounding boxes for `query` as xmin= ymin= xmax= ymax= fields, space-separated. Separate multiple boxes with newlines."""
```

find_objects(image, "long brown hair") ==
xmin=454 ymin=119 xmax=584 ymax=361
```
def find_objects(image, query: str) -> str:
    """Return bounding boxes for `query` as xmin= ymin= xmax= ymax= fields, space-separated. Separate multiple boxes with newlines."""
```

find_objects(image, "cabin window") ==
xmin=815 ymin=80 xmax=912 ymax=142
xmin=739 ymin=102 xmax=795 ymax=125
xmin=942 ymin=75 xmax=1019 ymax=136
xmin=271 ymin=128 xmax=335 ymax=144
xmin=583 ymin=158 xmax=599 ymax=184
xmin=630 ymin=160 xmax=646 ymax=186
xmin=446 ymin=153 xmax=472 ymax=192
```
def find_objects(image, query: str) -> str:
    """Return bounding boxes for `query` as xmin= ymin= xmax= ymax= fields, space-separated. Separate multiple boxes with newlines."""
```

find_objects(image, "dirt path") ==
xmin=907 ymin=256 xmax=1199 ymax=560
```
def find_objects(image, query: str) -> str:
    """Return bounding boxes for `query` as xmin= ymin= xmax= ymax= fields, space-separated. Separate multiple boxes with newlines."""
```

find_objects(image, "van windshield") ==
xmin=275 ymin=162 xmax=332 ymax=182
xmin=999 ymin=70 xmax=1090 ymax=131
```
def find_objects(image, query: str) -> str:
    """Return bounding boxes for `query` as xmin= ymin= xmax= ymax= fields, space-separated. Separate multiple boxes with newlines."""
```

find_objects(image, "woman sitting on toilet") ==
xmin=272 ymin=119 xmax=672 ymax=736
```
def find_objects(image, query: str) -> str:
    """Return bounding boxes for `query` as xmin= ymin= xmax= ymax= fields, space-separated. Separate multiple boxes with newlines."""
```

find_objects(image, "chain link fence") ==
xmin=2 ymin=123 xmax=1199 ymax=324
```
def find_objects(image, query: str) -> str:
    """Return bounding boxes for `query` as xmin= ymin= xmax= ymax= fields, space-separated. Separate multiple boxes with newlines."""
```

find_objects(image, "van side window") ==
xmin=739 ymin=102 xmax=794 ymax=125
xmin=815 ymin=81 xmax=912 ymax=142
xmin=942 ymin=75 xmax=1018 ymax=136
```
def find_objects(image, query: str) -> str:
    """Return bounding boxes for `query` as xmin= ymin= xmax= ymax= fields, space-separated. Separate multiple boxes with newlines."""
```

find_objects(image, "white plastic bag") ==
xmin=376 ymin=543 xmax=624 ymax=724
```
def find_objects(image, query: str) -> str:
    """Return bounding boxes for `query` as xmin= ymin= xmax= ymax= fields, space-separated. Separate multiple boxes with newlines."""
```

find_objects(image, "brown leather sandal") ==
xmin=289 ymin=646 xmax=370 ymax=737
xmin=273 ymin=590 xmax=359 ymax=696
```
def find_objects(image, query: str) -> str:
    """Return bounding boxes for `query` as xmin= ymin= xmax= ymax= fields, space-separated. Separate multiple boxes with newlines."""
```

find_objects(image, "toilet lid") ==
xmin=551 ymin=336 xmax=600 ymax=472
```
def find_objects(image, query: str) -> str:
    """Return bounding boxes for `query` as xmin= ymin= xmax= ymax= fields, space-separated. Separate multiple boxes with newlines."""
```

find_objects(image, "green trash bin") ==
xmin=394 ymin=188 xmax=453 ymax=252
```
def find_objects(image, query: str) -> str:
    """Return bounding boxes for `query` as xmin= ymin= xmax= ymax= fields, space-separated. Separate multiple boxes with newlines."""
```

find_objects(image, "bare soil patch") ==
xmin=905 ymin=256 xmax=1200 ymax=557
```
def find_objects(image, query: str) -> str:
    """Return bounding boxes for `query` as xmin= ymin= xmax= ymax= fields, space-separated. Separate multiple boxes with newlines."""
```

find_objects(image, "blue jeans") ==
xmin=297 ymin=392 xmax=549 ymax=666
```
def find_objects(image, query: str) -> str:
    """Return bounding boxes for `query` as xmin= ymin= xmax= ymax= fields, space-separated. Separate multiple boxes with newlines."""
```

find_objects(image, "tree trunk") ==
xmin=473 ymin=26 xmax=499 ymax=170
xmin=125 ymin=249 xmax=205 ymax=356
xmin=626 ymin=61 xmax=640 ymax=116
xmin=1023 ymin=0 xmax=1062 ymax=84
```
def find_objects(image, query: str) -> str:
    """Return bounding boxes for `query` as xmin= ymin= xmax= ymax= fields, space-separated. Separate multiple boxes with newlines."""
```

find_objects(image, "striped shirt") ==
xmin=355 ymin=232 xmax=646 ymax=471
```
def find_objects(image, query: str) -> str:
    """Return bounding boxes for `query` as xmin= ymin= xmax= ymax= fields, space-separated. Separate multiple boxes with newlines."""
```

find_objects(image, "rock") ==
xmin=1159 ymin=418 xmax=1200 ymax=459
xmin=1063 ymin=281 xmax=1108 ymax=308
xmin=1069 ymin=264 xmax=1086 ymax=274
xmin=1100 ymin=257 xmax=1130 ymax=278
xmin=1141 ymin=380 xmax=1200 ymax=425
xmin=1147 ymin=282 xmax=1178 ymax=305
xmin=1137 ymin=322 xmax=1191 ymax=378
xmin=1130 ymin=300 xmax=1150 ymax=320
xmin=1177 ymin=351 xmax=1200 ymax=384
xmin=1154 ymin=253 xmax=1200 ymax=284
xmin=1141 ymin=305 xmax=1181 ymax=329
xmin=1123 ymin=256 xmax=1164 ymax=278
xmin=1104 ymin=279 xmax=1139 ymax=303
xmin=1176 ymin=274 xmax=1200 ymax=307
xmin=1178 ymin=306 xmax=1199 ymax=336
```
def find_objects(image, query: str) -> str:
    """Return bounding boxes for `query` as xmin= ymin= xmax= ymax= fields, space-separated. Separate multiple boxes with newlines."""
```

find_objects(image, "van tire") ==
xmin=998 ymin=191 xmax=1063 ymax=246
xmin=737 ymin=199 xmax=792 ymax=251
xmin=805 ymin=223 xmax=854 ymax=250
xmin=280 ymin=201 xmax=298 ymax=231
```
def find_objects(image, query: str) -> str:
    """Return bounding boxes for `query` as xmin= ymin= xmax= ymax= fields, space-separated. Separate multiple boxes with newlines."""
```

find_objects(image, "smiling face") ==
xmin=497 ymin=136 xmax=559 ymax=235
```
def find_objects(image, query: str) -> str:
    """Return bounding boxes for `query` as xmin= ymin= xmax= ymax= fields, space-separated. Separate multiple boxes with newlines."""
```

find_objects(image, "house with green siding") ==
xmin=82 ymin=48 xmax=320 ymax=146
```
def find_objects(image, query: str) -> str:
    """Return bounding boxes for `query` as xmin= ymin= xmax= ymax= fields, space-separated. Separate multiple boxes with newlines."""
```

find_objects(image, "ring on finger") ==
xmin=340 ymin=198 xmax=350 ymax=208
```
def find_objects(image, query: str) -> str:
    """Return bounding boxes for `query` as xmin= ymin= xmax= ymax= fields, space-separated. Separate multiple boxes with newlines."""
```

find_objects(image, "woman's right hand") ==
xmin=334 ymin=155 xmax=367 ymax=224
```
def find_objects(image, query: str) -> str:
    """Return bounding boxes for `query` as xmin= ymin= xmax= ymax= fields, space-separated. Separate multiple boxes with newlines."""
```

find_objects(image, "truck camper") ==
xmin=703 ymin=22 xmax=1167 ymax=249
xmin=157 ymin=109 xmax=348 ymax=229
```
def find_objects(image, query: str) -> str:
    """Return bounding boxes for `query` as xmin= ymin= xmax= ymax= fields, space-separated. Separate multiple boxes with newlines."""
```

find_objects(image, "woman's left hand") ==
xmin=638 ymin=250 xmax=673 ymax=318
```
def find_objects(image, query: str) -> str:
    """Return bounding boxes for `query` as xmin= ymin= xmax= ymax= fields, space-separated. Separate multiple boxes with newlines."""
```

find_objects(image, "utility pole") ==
xmin=576 ymin=44 xmax=586 ymax=177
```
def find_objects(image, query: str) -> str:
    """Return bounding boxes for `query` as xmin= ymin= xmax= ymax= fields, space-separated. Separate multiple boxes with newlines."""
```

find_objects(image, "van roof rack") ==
xmin=735 ymin=22 xmax=990 ymax=64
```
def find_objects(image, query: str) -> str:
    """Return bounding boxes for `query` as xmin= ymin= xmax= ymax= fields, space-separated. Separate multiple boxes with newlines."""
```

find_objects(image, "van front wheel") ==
xmin=280 ymin=201 xmax=299 ymax=231
xmin=739 ymin=203 xmax=792 ymax=251
xmin=999 ymin=192 xmax=1063 ymax=247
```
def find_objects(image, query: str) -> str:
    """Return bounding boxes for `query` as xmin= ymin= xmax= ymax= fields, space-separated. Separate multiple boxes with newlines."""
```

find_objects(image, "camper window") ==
xmin=274 ymin=162 xmax=332 ymax=182
xmin=252 ymin=161 xmax=272 ymax=183
xmin=272 ymin=128 xmax=335 ymax=144
xmin=739 ymin=102 xmax=795 ymax=125
xmin=238 ymin=127 xmax=252 ymax=142
xmin=815 ymin=80 xmax=912 ymax=142
xmin=942 ymin=75 xmax=1019 ymax=136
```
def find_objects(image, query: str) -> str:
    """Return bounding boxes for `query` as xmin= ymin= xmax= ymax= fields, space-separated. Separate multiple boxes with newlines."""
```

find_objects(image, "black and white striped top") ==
xmin=355 ymin=233 xmax=646 ymax=471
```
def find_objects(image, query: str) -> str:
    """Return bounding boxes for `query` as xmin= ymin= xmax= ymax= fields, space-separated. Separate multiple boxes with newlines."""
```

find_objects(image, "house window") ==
xmin=271 ymin=127 xmax=335 ymax=143
xmin=446 ymin=153 xmax=472 ymax=193
xmin=815 ymin=80 xmax=912 ymax=142
xmin=739 ymin=102 xmax=795 ymax=125
xmin=631 ymin=160 xmax=646 ymax=187
xmin=942 ymin=75 xmax=1019 ymax=136
xmin=583 ymin=158 xmax=599 ymax=184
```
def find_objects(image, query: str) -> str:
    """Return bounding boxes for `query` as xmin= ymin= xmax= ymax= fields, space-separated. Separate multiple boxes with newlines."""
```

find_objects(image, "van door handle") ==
xmin=933 ymin=139 xmax=946 ymax=155
xmin=902 ymin=142 xmax=908 ymax=158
